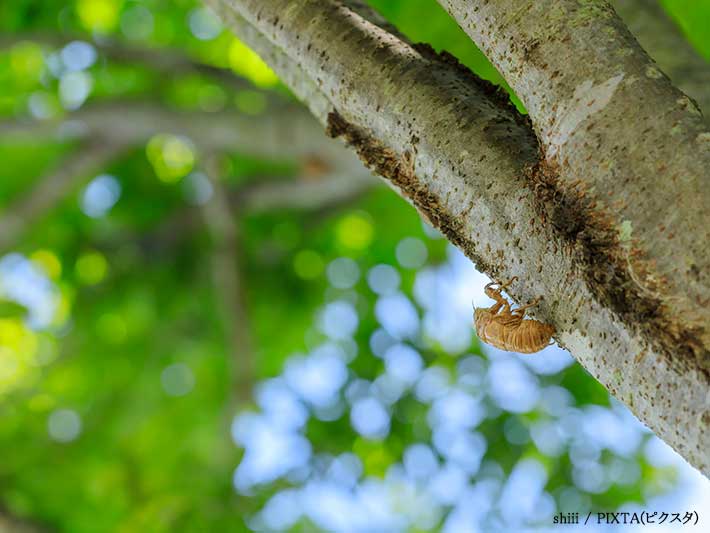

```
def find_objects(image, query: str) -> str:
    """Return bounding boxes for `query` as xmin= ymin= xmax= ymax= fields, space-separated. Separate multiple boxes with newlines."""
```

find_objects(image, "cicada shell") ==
xmin=473 ymin=278 xmax=555 ymax=354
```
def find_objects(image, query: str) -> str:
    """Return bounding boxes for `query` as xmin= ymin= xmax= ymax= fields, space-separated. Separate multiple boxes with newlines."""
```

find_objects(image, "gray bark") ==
xmin=612 ymin=0 xmax=710 ymax=117
xmin=434 ymin=0 xmax=710 ymax=351
xmin=204 ymin=0 xmax=710 ymax=475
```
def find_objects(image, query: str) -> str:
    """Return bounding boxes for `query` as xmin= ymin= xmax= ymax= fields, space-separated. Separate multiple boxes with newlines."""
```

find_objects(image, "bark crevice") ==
xmin=526 ymin=159 xmax=707 ymax=376
xmin=325 ymin=110 xmax=490 ymax=272
xmin=204 ymin=0 xmax=710 ymax=476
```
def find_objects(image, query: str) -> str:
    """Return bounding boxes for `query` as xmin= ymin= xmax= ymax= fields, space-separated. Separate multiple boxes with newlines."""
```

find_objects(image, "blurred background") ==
xmin=0 ymin=1 xmax=709 ymax=532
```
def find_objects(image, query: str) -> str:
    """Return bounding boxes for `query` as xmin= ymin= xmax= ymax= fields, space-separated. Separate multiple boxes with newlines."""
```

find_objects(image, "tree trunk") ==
xmin=203 ymin=0 xmax=710 ymax=476
xmin=612 ymin=0 xmax=710 ymax=119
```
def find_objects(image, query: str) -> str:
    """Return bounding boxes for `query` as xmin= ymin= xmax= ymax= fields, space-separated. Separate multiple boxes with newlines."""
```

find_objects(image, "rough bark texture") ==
xmin=435 ymin=0 xmax=710 ymax=362
xmin=204 ymin=0 xmax=710 ymax=475
xmin=612 ymin=0 xmax=710 ymax=118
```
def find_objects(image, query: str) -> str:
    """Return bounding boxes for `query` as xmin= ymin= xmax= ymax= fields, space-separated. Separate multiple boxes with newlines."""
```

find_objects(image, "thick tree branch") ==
xmin=612 ymin=0 xmax=710 ymax=117
xmin=435 ymin=0 xmax=710 ymax=359
xmin=205 ymin=0 xmax=709 ymax=474
xmin=204 ymin=2 xmax=333 ymax=124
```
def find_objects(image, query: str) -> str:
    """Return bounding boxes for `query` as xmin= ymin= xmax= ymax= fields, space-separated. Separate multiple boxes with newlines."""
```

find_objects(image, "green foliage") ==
xmin=0 ymin=0 xmax=708 ymax=531
xmin=661 ymin=0 xmax=710 ymax=58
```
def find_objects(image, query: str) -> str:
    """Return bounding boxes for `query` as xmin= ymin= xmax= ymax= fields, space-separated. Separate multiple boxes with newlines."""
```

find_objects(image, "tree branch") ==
xmin=204 ymin=0 xmax=709 ymax=474
xmin=201 ymin=158 xmax=255 ymax=407
xmin=0 ymin=33 xmax=266 ymax=98
xmin=0 ymin=141 xmax=125 ymax=251
xmin=103 ymin=170 xmax=376 ymax=261
xmin=434 ymin=0 xmax=710 ymax=358
xmin=611 ymin=0 xmax=710 ymax=117
xmin=0 ymin=101 xmax=373 ymax=252
xmin=0 ymin=505 xmax=51 ymax=533
xmin=0 ymin=100 xmax=362 ymax=165
xmin=233 ymin=172 xmax=376 ymax=213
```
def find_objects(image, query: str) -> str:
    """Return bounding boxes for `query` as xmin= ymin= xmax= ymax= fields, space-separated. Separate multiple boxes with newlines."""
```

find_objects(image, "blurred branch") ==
xmin=201 ymin=158 xmax=255 ymax=408
xmin=0 ymin=141 xmax=125 ymax=252
xmin=0 ymin=101 xmax=375 ymax=252
xmin=131 ymin=170 xmax=376 ymax=258
xmin=232 ymin=172 xmax=376 ymax=213
xmin=0 ymin=100 xmax=362 ymax=165
xmin=612 ymin=0 xmax=710 ymax=118
xmin=0 ymin=505 xmax=52 ymax=533
xmin=0 ymin=33 xmax=277 ymax=100
xmin=194 ymin=156 xmax=377 ymax=413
